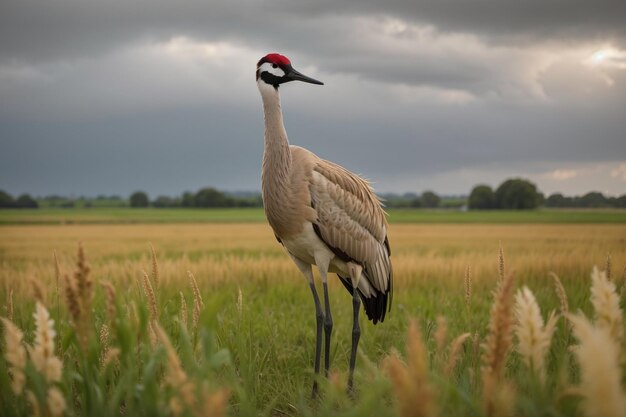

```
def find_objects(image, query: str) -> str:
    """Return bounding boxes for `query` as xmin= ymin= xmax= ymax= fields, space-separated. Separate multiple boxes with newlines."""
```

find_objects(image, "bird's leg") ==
xmin=320 ymin=271 xmax=333 ymax=377
xmin=290 ymin=255 xmax=324 ymax=398
xmin=347 ymin=263 xmax=363 ymax=394
xmin=308 ymin=280 xmax=324 ymax=398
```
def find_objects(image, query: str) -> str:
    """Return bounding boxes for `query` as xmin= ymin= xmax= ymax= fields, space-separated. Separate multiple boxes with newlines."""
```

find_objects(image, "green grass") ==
xmin=1 ymin=223 xmax=625 ymax=416
xmin=1 ymin=207 xmax=625 ymax=225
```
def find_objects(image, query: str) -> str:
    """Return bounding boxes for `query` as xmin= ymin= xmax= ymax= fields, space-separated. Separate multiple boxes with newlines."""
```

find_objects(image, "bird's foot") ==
xmin=311 ymin=381 xmax=319 ymax=400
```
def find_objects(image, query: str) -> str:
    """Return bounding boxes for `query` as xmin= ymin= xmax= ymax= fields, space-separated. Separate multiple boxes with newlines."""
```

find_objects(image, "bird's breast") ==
xmin=281 ymin=222 xmax=338 ymax=268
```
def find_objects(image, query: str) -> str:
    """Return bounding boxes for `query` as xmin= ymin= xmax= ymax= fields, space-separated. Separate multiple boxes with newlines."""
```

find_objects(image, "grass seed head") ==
xmin=498 ymin=244 xmax=505 ymax=282
xmin=514 ymin=286 xmax=557 ymax=383
xmin=150 ymin=243 xmax=160 ymax=291
xmin=47 ymin=386 xmax=66 ymax=417
xmin=1 ymin=317 xmax=27 ymax=395
xmin=590 ymin=266 xmax=623 ymax=346
xmin=550 ymin=272 xmax=569 ymax=318
xmin=29 ymin=276 xmax=47 ymax=304
xmin=27 ymin=390 xmax=40 ymax=417
xmin=74 ymin=242 xmax=92 ymax=303
xmin=5 ymin=289 xmax=14 ymax=321
xmin=141 ymin=270 xmax=158 ymax=322
xmin=464 ymin=265 xmax=472 ymax=306
xmin=30 ymin=302 xmax=63 ymax=383
xmin=101 ymin=280 xmax=117 ymax=323
xmin=180 ymin=291 xmax=188 ymax=328
xmin=384 ymin=320 xmax=437 ymax=417
xmin=482 ymin=271 xmax=516 ymax=416
xmin=568 ymin=313 xmax=626 ymax=417
xmin=444 ymin=332 xmax=472 ymax=377
xmin=482 ymin=271 xmax=516 ymax=378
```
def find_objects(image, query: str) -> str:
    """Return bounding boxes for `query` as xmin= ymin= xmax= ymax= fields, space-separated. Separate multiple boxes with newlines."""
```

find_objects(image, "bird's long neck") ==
xmin=259 ymin=84 xmax=292 ymax=218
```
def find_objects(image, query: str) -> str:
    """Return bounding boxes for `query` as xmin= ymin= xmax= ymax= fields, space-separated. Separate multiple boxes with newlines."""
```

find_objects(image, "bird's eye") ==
xmin=272 ymin=64 xmax=278 ymax=69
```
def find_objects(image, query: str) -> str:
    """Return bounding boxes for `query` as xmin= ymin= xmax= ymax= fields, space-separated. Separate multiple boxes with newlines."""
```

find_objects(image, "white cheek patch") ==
xmin=259 ymin=62 xmax=285 ymax=77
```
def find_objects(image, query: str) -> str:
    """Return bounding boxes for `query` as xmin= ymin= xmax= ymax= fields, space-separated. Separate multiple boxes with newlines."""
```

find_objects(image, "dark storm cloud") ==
xmin=2 ymin=0 xmax=625 ymax=63
xmin=1 ymin=0 xmax=625 ymax=196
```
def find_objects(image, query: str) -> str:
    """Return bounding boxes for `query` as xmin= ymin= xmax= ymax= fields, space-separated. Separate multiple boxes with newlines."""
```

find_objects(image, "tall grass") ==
xmin=1 ymin=223 xmax=626 ymax=416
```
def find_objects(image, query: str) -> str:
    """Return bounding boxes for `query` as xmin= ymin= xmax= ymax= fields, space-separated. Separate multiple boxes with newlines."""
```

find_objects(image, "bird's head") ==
xmin=256 ymin=53 xmax=323 ymax=90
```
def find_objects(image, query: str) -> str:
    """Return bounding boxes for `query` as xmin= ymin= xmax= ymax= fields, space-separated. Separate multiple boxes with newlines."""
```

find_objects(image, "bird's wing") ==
xmin=309 ymin=157 xmax=391 ymax=293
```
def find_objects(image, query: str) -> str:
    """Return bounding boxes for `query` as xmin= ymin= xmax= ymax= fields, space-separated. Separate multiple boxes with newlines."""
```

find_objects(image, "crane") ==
xmin=256 ymin=53 xmax=393 ymax=395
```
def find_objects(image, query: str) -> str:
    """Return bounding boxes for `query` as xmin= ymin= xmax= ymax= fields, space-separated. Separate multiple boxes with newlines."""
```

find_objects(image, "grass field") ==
xmin=1 ymin=216 xmax=626 ymax=416
xmin=1 ymin=207 xmax=626 ymax=225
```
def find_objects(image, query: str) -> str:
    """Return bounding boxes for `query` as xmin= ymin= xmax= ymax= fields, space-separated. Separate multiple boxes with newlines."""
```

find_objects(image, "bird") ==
xmin=256 ymin=53 xmax=393 ymax=395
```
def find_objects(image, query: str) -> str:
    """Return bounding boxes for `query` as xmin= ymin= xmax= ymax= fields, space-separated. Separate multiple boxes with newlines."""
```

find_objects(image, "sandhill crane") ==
xmin=256 ymin=53 xmax=393 ymax=395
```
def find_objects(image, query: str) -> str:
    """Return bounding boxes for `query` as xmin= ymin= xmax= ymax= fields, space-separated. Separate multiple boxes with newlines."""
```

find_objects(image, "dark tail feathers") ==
xmin=337 ymin=274 xmax=390 ymax=324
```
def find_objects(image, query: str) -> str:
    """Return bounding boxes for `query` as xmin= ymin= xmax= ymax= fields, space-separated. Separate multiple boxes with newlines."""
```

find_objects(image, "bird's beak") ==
xmin=286 ymin=67 xmax=324 ymax=85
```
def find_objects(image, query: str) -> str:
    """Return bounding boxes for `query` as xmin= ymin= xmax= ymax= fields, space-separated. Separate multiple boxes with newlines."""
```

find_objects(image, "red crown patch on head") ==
xmin=264 ymin=53 xmax=291 ymax=67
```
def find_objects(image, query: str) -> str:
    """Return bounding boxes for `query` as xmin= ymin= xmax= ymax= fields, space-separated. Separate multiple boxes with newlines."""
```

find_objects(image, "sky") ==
xmin=1 ymin=0 xmax=625 ymax=198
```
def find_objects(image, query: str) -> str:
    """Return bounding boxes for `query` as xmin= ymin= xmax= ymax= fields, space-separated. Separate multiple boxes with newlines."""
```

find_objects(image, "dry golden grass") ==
xmin=1 ymin=224 xmax=624 ymax=298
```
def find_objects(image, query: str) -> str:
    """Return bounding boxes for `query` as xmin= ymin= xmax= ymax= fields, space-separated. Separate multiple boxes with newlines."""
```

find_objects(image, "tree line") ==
xmin=1 ymin=179 xmax=624 ymax=210
xmin=467 ymin=178 xmax=626 ymax=210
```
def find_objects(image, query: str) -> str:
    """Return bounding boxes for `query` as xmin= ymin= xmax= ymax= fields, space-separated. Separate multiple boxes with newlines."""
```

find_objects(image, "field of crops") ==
xmin=1 ymin=217 xmax=626 ymax=416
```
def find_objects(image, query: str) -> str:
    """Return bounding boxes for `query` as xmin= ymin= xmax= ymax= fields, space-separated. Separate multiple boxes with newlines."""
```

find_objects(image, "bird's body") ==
xmin=256 ymin=53 xmax=392 ymax=394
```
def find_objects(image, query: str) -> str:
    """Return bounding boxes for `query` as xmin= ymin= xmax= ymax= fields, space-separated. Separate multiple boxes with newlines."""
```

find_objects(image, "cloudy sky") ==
xmin=1 ymin=0 xmax=625 ymax=198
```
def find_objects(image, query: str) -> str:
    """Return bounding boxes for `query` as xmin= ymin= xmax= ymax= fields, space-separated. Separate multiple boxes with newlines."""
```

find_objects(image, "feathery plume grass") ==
xmin=464 ymin=265 xmax=472 ymax=306
xmin=498 ymin=245 xmax=505 ymax=282
xmin=30 ymin=276 xmax=47 ymax=304
xmin=590 ymin=266 xmax=623 ymax=346
xmin=61 ymin=243 xmax=93 ymax=349
xmin=188 ymin=271 xmax=203 ymax=341
xmin=5 ymin=289 xmax=14 ymax=321
xmin=141 ymin=270 xmax=158 ymax=322
xmin=383 ymin=320 xmax=437 ymax=417
xmin=64 ymin=273 xmax=81 ymax=322
xmin=153 ymin=323 xmax=196 ymax=416
xmin=180 ymin=292 xmax=188 ymax=328
xmin=514 ymin=286 xmax=557 ymax=383
xmin=444 ymin=332 xmax=472 ymax=377
xmin=1 ymin=317 xmax=27 ymax=395
xmin=27 ymin=390 xmax=40 ymax=417
xmin=550 ymin=272 xmax=569 ymax=318
xmin=605 ymin=253 xmax=612 ymax=282
xmin=47 ymin=386 xmax=66 ymax=417
xmin=150 ymin=243 xmax=160 ymax=291
xmin=30 ymin=302 xmax=63 ymax=383
xmin=101 ymin=280 xmax=117 ymax=323
xmin=53 ymin=251 xmax=60 ymax=315
xmin=568 ymin=313 xmax=626 ymax=417
xmin=200 ymin=386 xmax=230 ymax=417
xmin=101 ymin=347 xmax=121 ymax=368
xmin=100 ymin=332 xmax=112 ymax=369
xmin=74 ymin=242 xmax=92 ymax=303
xmin=482 ymin=271 xmax=516 ymax=417
xmin=482 ymin=271 xmax=516 ymax=378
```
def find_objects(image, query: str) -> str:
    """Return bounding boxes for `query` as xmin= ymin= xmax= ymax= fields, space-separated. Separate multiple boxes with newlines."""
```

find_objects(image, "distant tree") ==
xmin=129 ymin=191 xmax=149 ymax=208
xmin=410 ymin=197 xmax=422 ymax=208
xmin=468 ymin=185 xmax=496 ymax=210
xmin=615 ymin=195 xmax=626 ymax=208
xmin=544 ymin=193 xmax=573 ymax=208
xmin=152 ymin=196 xmax=177 ymax=208
xmin=420 ymin=191 xmax=441 ymax=208
xmin=0 ymin=190 xmax=15 ymax=208
xmin=181 ymin=191 xmax=195 ymax=207
xmin=15 ymin=194 xmax=38 ymax=209
xmin=579 ymin=191 xmax=608 ymax=208
xmin=194 ymin=187 xmax=232 ymax=207
xmin=495 ymin=178 xmax=542 ymax=209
